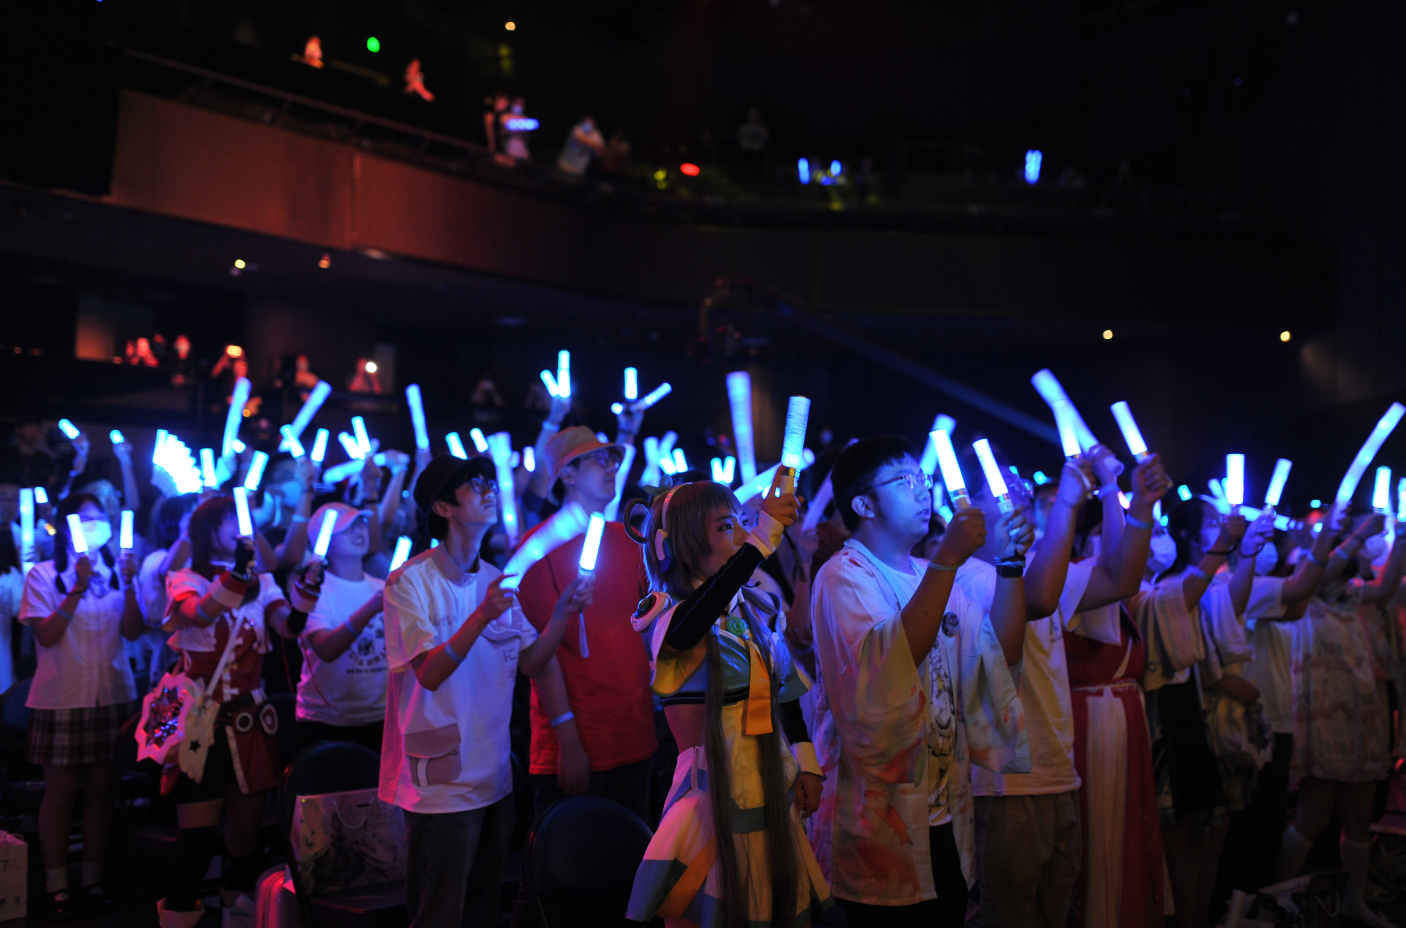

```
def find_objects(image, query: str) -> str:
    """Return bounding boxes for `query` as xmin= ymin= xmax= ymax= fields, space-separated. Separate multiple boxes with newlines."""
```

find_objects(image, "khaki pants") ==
xmin=972 ymin=791 xmax=1081 ymax=928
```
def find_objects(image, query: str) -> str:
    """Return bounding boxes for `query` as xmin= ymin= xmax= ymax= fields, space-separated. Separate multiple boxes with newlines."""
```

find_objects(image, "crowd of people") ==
xmin=2 ymin=368 xmax=1404 ymax=928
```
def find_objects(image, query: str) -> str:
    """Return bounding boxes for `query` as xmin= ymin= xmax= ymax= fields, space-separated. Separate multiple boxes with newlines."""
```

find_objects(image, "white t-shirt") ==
xmin=380 ymin=548 xmax=537 ymax=814
xmin=19 ymin=559 xmax=137 ymax=709
xmin=1241 ymin=576 xmax=1294 ymax=734
xmin=298 ymin=572 xmax=387 ymax=726
xmin=961 ymin=557 xmax=1094 ymax=797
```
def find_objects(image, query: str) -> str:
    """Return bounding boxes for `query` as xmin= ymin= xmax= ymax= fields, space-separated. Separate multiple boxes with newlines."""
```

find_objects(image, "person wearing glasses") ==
xmin=808 ymin=437 xmax=1033 ymax=928
xmin=381 ymin=455 xmax=581 ymax=928
xmin=513 ymin=426 xmax=657 ymax=823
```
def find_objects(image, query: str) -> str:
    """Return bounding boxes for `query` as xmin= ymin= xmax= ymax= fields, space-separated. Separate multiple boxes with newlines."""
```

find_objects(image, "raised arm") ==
xmin=1362 ymin=527 xmax=1406 ymax=605
xmin=901 ymin=507 xmax=987 ymax=661
xmin=168 ymin=540 xmax=259 ymax=630
xmin=409 ymin=575 xmax=511 ymax=692
xmin=1080 ymin=454 xmax=1169 ymax=610
xmin=1180 ymin=514 xmax=1245 ymax=611
xmin=985 ymin=509 xmax=1034 ymax=664
xmin=307 ymin=587 xmax=384 ymax=662
xmin=526 ymin=393 xmax=572 ymax=505
xmin=273 ymin=457 xmax=315 ymax=569
xmin=1229 ymin=513 xmax=1275 ymax=616
xmin=1321 ymin=512 xmax=1385 ymax=587
xmin=1281 ymin=510 xmax=1336 ymax=603
xmin=1023 ymin=458 xmax=1093 ymax=619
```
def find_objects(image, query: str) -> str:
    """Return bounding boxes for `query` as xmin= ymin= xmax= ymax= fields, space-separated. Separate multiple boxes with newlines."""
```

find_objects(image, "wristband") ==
xmin=549 ymin=711 xmax=576 ymax=728
xmin=791 ymin=741 xmax=823 ymax=778
xmin=1187 ymin=565 xmax=1209 ymax=580
xmin=210 ymin=571 xmax=250 ymax=609
xmin=927 ymin=561 xmax=959 ymax=572
xmin=343 ymin=619 xmax=358 ymax=637
xmin=196 ymin=600 xmax=219 ymax=622
xmin=746 ymin=511 xmax=786 ymax=558
xmin=55 ymin=605 xmax=74 ymax=621
xmin=1125 ymin=514 xmax=1154 ymax=530
xmin=291 ymin=515 xmax=309 ymax=524
xmin=442 ymin=638 xmax=466 ymax=663
xmin=1097 ymin=483 xmax=1120 ymax=499
xmin=540 ymin=421 xmax=560 ymax=432
xmin=996 ymin=563 xmax=1024 ymax=579
xmin=1310 ymin=551 xmax=1329 ymax=566
xmin=1206 ymin=548 xmax=1233 ymax=557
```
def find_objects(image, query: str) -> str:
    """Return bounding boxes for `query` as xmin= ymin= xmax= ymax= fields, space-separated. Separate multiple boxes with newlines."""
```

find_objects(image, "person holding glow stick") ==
xmin=805 ymin=437 xmax=1028 ymax=928
xmin=514 ymin=426 xmax=654 ymax=821
xmin=0 ymin=479 xmax=21 ymax=693
xmin=380 ymin=455 xmax=578 ymax=928
xmin=294 ymin=503 xmax=387 ymax=753
xmin=251 ymin=455 xmax=318 ymax=571
xmin=157 ymin=495 xmax=323 ymax=927
xmin=136 ymin=494 xmax=200 ymax=689
xmin=19 ymin=494 xmax=143 ymax=917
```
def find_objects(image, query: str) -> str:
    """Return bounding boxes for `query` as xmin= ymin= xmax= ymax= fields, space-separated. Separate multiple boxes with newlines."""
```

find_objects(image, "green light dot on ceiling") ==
xmin=366 ymin=36 xmax=380 ymax=52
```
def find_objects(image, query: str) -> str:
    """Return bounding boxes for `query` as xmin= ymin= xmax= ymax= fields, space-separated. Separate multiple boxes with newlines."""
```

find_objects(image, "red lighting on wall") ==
xmin=679 ymin=163 xmax=700 ymax=176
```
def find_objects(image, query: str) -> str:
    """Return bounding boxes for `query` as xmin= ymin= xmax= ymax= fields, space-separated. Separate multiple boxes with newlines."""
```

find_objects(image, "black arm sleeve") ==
xmin=664 ymin=543 xmax=767 ymax=651
xmin=780 ymin=696 xmax=810 ymax=745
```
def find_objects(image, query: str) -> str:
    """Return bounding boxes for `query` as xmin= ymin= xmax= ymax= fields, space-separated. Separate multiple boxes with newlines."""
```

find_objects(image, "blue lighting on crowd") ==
xmin=1024 ymin=149 xmax=1042 ymax=184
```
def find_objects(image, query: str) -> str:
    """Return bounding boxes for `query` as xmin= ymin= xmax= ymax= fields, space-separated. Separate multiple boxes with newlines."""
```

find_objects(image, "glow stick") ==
xmin=1219 ymin=502 xmax=1296 ymax=532
xmin=110 ymin=430 xmax=125 ymax=446
xmin=233 ymin=488 xmax=254 ymax=538
xmin=19 ymin=489 xmax=33 ymax=566
xmin=659 ymin=452 xmax=677 ymax=476
xmin=919 ymin=415 xmax=957 ymax=475
xmin=1265 ymin=459 xmax=1292 ymax=509
xmin=726 ymin=372 xmax=757 ymax=483
xmin=1052 ymin=401 xmax=1082 ymax=459
xmin=243 ymin=451 xmax=268 ymax=491
xmin=604 ymin=444 xmax=636 ymax=521
xmin=780 ymin=395 xmax=812 ymax=491
xmin=486 ymin=432 xmax=520 ymax=545
xmin=153 ymin=429 xmax=168 ymax=462
xmin=67 ymin=513 xmax=88 ymax=554
xmin=470 ymin=429 xmax=489 ymax=453
xmin=1399 ymin=478 xmax=1406 ymax=521
xmin=1209 ymin=478 xmax=1226 ymax=502
xmin=637 ymin=382 xmax=672 ymax=410
xmin=624 ymin=368 xmax=638 ymax=401
xmin=1335 ymin=402 xmax=1406 ymax=505
xmin=352 ymin=417 xmax=372 ymax=455
xmin=281 ymin=380 xmax=332 ymax=450
xmin=736 ymin=464 xmax=782 ymax=503
xmin=500 ymin=501 xmax=591 ymax=591
xmin=642 ymin=436 xmax=662 ymax=486
xmin=1031 ymin=370 xmax=1097 ymax=452
xmin=311 ymin=429 xmax=330 ymax=464
xmin=973 ymin=439 xmax=1012 ymax=512
xmin=711 ymin=458 xmax=726 ymax=482
xmin=320 ymin=460 xmax=362 ymax=484
xmin=579 ymin=513 xmax=606 ymax=571
xmin=932 ymin=429 xmax=970 ymax=509
xmin=802 ymin=477 xmax=835 ymax=533
xmin=313 ymin=509 xmax=338 ymax=559
xmin=611 ymin=403 xmax=624 ymax=415
xmin=390 ymin=536 xmax=412 ymax=571
xmin=723 ymin=457 xmax=736 ymax=483
xmin=233 ymin=439 xmax=246 ymax=454
xmin=540 ymin=370 xmax=561 ymax=397
xmin=558 ymin=351 xmax=571 ymax=399
xmin=1109 ymin=402 xmax=1150 ymax=462
xmin=445 ymin=432 xmax=468 ymax=460
xmin=119 ymin=510 xmax=135 ymax=549
xmin=33 ymin=486 xmax=47 ymax=505
xmin=405 ymin=384 xmax=430 ymax=451
xmin=524 ymin=447 xmax=536 ymax=472
xmin=1225 ymin=454 xmax=1245 ymax=508
xmin=280 ymin=426 xmax=305 ymax=458
xmin=1373 ymin=467 xmax=1392 ymax=513
xmin=223 ymin=377 xmax=251 ymax=456
xmin=672 ymin=448 xmax=687 ymax=473
xmin=200 ymin=448 xmax=218 ymax=488
xmin=58 ymin=419 xmax=80 ymax=440
xmin=338 ymin=432 xmax=364 ymax=460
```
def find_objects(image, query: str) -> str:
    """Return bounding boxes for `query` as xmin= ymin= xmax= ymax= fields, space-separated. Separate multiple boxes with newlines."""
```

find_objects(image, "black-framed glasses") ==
xmin=861 ymin=471 xmax=933 ymax=497
xmin=466 ymin=477 xmax=498 ymax=497
xmin=576 ymin=450 xmax=622 ymax=471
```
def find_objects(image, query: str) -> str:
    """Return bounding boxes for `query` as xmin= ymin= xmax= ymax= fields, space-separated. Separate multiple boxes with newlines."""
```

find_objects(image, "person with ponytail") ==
xmin=155 ymin=495 xmax=323 ymax=928
xmin=625 ymin=473 xmax=830 ymax=927
xmin=18 ymin=493 xmax=144 ymax=917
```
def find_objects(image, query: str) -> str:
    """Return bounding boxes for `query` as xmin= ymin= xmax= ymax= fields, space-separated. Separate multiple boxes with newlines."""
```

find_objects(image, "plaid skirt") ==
xmin=27 ymin=702 xmax=138 ymax=767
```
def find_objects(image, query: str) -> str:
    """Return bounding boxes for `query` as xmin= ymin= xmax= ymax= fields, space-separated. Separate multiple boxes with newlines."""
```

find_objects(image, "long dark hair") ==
xmin=639 ymin=481 xmax=800 ymax=928
xmin=1157 ymin=498 xmax=1214 ymax=583
xmin=53 ymin=493 xmax=116 ymax=580
xmin=148 ymin=493 xmax=199 ymax=551
xmin=187 ymin=496 xmax=237 ymax=581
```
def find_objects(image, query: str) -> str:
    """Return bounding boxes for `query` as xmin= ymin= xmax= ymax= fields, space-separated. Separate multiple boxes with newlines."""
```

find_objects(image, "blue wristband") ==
xmin=442 ymin=638 xmax=465 ymax=663
xmin=549 ymin=711 xmax=575 ymax=728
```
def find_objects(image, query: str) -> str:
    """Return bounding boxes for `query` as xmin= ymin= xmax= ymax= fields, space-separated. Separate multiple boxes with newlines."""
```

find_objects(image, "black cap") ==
xmin=413 ymin=453 xmax=495 ymax=516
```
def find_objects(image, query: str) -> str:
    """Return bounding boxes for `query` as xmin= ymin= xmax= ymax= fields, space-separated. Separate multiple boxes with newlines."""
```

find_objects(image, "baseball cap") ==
xmin=309 ymin=502 xmax=373 ymax=535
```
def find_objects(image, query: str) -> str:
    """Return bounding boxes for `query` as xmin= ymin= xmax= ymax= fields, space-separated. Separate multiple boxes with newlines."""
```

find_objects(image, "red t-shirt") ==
xmin=514 ymin=520 xmax=658 ymax=775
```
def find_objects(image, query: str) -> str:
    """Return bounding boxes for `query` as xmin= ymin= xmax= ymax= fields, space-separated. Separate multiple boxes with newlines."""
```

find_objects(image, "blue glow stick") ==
xmin=281 ymin=381 xmax=332 ymax=450
xmin=313 ymin=509 xmax=338 ymax=559
xmin=659 ymin=451 xmax=677 ymax=476
xmin=1110 ymin=402 xmax=1150 ymax=462
xmin=801 ymin=477 xmax=834 ymax=533
xmin=19 ymin=489 xmax=33 ymax=566
xmin=711 ymin=458 xmax=725 ymax=481
xmin=120 ymin=510 xmax=134 ymax=549
xmin=919 ymin=415 xmax=957 ymax=475
xmin=153 ymin=429 xmax=168 ymax=462
xmin=390 ymin=536 xmax=412 ymax=571
xmin=233 ymin=488 xmax=254 ymax=538
xmin=605 ymin=444 xmax=636 ymax=521
xmin=736 ymin=464 xmax=782 ymax=503
xmin=558 ymin=351 xmax=571 ymax=399
xmin=1265 ymin=459 xmax=1292 ymax=509
xmin=486 ymin=432 xmax=520 ymax=544
xmin=232 ymin=439 xmax=246 ymax=453
xmin=1399 ymin=478 xmax=1406 ymax=521
xmin=33 ymin=486 xmax=47 ymax=505
xmin=1032 ymin=370 xmax=1097 ymax=452
xmin=1178 ymin=485 xmax=1192 ymax=501
xmin=1226 ymin=454 xmax=1245 ymax=507
xmin=642 ymin=436 xmax=662 ymax=486
xmin=352 ymin=417 xmax=372 ymax=455
xmin=58 ymin=419 xmax=80 ymax=440
xmin=224 ymin=377 xmax=251 ymax=457
xmin=723 ymin=457 xmax=736 ymax=483
xmin=405 ymin=384 xmax=430 ymax=451
xmin=280 ymin=426 xmax=305 ymax=458
xmin=1209 ymin=478 xmax=1226 ymax=502
xmin=781 ymin=396 xmax=811 ymax=470
xmin=932 ymin=429 xmax=970 ymax=509
xmin=726 ymin=372 xmax=756 ymax=483
xmin=244 ymin=451 xmax=269 ymax=490
xmin=110 ymin=430 xmax=125 ymax=446
xmin=470 ymin=428 xmax=489 ymax=453
xmin=501 ymin=502 xmax=591 ymax=591
xmin=200 ymin=448 xmax=217 ymax=488
xmin=1052 ymin=401 xmax=1083 ymax=459
xmin=67 ymin=513 xmax=88 ymax=554
xmin=579 ymin=513 xmax=606 ymax=572
xmin=310 ymin=429 xmax=329 ymax=464
xmin=338 ymin=432 xmax=364 ymax=460
xmin=636 ymin=382 xmax=672 ymax=410
xmin=524 ymin=447 xmax=536 ymax=472
xmin=1336 ymin=402 xmax=1406 ymax=505
xmin=611 ymin=403 xmax=624 ymax=415
xmin=445 ymin=432 xmax=468 ymax=460
xmin=973 ymin=439 xmax=1012 ymax=513
xmin=672 ymin=448 xmax=687 ymax=473
xmin=625 ymin=368 xmax=638 ymax=401
xmin=540 ymin=370 xmax=560 ymax=397
xmin=1373 ymin=466 xmax=1391 ymax=513
xmin=320 ymin=460 xmax=363 ymax=484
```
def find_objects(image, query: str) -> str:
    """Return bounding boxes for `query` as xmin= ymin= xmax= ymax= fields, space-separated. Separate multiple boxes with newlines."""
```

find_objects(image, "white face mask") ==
xmin=1148 ymin=533 xmax=1177 ymax=575
xmin=80 ymin=519 xmax=112 ymax=552
xmin=1255 ymin=542 xmax=1280 ymax=576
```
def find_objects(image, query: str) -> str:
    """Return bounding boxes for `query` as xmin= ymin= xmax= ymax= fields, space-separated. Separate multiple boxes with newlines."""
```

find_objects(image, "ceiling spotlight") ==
xmin=1102 ymin=329 xmax=1113 ymax=340
xmin=233 ymin=259 xmax=246 ymax=269
xmin=1280 ymin=330 xmax=1291 ymax=342
xmin=365 ymin=361 xmax=378 ymax=373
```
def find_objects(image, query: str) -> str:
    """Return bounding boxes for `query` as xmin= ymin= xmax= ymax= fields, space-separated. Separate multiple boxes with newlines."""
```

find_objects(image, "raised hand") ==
xmin=1216 ymin=513 xmax=1249 ymax=552
xmin=1056 ymin=458 xmax=1095 ymax=506
xmin=1088 ymin=443 xmax=1125 ymax=484
xmin=555 ymin=572 xmax=595 ymax=618
xmin=934 ymin=507 xmax=986 ymax=567
xmin=1240 ymin=512 xmax=1276 ymax=557
xmin=481 ymin=574 xmax=515 ymax=622
xmin=1130 ymin=454 xmax=1171 ymax=509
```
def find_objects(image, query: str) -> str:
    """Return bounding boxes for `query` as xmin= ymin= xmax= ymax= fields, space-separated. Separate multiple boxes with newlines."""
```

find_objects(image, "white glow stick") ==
xmin=352 ymin=417 xmax=372 ymax=455
xmin=642 ymin=436 xmax=662 ymax=486
xmin=1225 ymin=454 xmax=1245 ymax=507
xmin=604 ymin=443 xmax=636 ymax=521
xmin=1214 ymin=501 xmax=1296 ymax=531
xmin=932 ymin=429 xmax=970 ymax=509
xmin=320 ymin=460 xmax=363 ymax=484
xmin=1265 ymin=459 xmax=1292 ymax=509
xmin=802 ymin=477 xmax=835 ymax=533
xmin=524 ymin=446 xmax=536 ymax=472
xmin=1336 ymin=402 xmax=1406 ymax=505
xmin=313 ymin=509 xmax=338 ymax=559
xmin=973 ymin=439 xmax=1012 ymax=512
xmin=637 ymin=382 xmax=672 ymax=410
xmin=1373 ymin=467 xmax=1392 ymax=513
xmin=338 ymin=432 xmax=364 ymax=460
xmin=1032 ymin=369 xmax=1097 ymax=452
xmin=405 ymin=384 xmax=430 ymax=451
xmin=223 ymin=377 xmax=251 ymax=457
xmin=672 ymin=448 xmax=687 ymax=473
xmin=110 ymin=430 xmax=125 ymax=446
xmin=1209 ymin=478 xmax=1226 ymax=502
xmin=501 ymin=501 xmax=591 ymax=591
xmin=722 ymin=457 xmax=736 ymax=483
xmin=200 ymin=448 xmax=217 ymax=487
xmin=239 ymin=451 xmax=267 ymax=491
xmin=579 ymin=513 xmax=606 ymax=571
xmin=624 ymin=368 xmax=638 ymax=401
xmin=311 ymin=429 xmax=329 ymax=464
xmin=233 ymin=488 xmax=254 ymax=538
xmin=711 ymin=458 xmax=726 ymax=482
xmin=281 ymin=380 xmax=332 ymax=450
xmin=918 ymin=415 xmax=957 ymax=475
xmin=726 ymin=372 xmax=757 ymax=483
xmin=390 ymin=536 xmax=412 ymax=571
xmin=486 ymin=432 xmax=520 ymax=545
xmin=120 ymin=510 xmax=134 ymax=549
xmin=540 ymin=370 xmax=560 ymax=397
xmin=67 ymin=513 xmax=88 ymax=554
xmin=659 ymin=452 xmax=677 ymax=476
xmin=736 ymin=464 xmax=783 ymax=503
xmin=153 ymin=429 xmax=168 ymax=462
xmin=280 ymin=426 xmax=305 ymax=458
xmin=1399 ymin=478 xmax=1406 ymax=521
xmin=58 ymin=419 xmax=80 ymax=440
xmin=1052 ymin=401 xmax=1082 ymax=459
xmin=445 ymin=432 xmax=468 ymax=460
xmin=19 ymin=489 xmax=33 ymax=567
xmin=1109 ymin=402 xmax=1150 ymax=461
xmin=558 ymin=351 xmax=571 ymax=399
xmin=470 ymin=429 xmax=489 ymax=453
xmin=233 ymin=439 xmax=246 ymax=454
xmin=34 ymin=486 xmax=48 ymax=505
xmin=781 ymin=396 xmax=812 ymax=473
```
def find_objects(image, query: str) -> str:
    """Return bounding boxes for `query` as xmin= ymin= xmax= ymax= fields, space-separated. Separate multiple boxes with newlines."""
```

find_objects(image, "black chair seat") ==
xmin=524 ymin=796 xmax=653 ymax=902
xmin=308 ymin=880 xmax=408 ymax=928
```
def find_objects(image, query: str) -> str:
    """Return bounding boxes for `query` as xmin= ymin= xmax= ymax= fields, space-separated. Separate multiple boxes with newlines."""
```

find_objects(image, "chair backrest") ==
xmin=277 ymin=740 xmax=382 ymax=839
xmin=0 ymin=679 xmax=31 ymax=734
xmin=524 ymin=796 xmax=653 ymax=902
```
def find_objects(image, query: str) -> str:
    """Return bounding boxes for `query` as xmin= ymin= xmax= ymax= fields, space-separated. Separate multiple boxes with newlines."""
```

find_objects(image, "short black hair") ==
xmin=830 ymin=436 xmax=918 ymax=532
xmin=416 ymin=455 xmax=496 ymax=541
